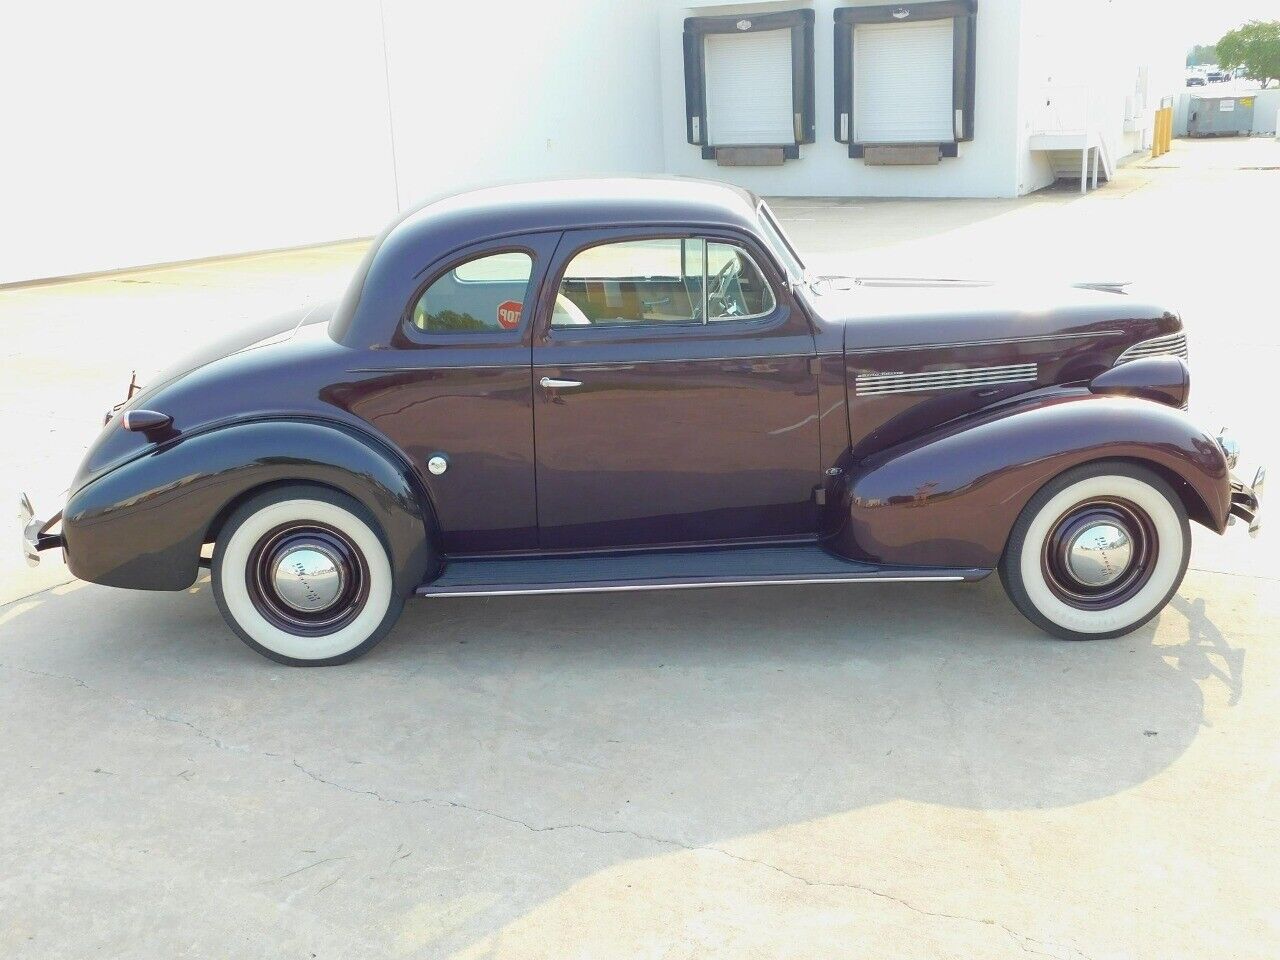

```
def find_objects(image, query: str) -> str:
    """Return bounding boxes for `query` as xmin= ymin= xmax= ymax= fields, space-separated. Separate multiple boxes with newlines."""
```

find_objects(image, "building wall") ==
xmin=1016 ymin=0 xmax=1185 ymax=193
xmin=3 ymin=1 xmax=665 ymax=286
xmin=659 ymin=0 xmax=1028 ymax=198
xmin=2 ymin=1 xmax=1190 ymax=285
xmin=379 ymin=1 xmax=665 ymax=209
xmin=1 ymin=1 xmax=399 ymax=286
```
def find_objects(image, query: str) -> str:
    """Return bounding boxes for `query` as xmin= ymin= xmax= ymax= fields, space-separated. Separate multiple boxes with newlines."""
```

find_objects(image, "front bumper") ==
xmin=18 ymin=493 xmax=63 ymax=567
xmin=1228 ymin=467 xmax=1264 ymax=537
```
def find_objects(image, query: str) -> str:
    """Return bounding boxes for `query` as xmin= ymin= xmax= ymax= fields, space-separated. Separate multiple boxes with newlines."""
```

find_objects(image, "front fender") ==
xmin=62 ymin=419 xmax=435 ymax=593
xmin=830 ymin=393 xmax=1230 ymax=568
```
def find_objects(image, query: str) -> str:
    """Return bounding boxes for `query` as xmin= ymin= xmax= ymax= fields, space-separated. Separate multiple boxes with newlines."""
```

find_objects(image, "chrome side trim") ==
xmin=1114 ymin=332 xmax=1188 ymax=365
xmin=348 ymin=364 xmax=517 ymax=373
xmin=422 ymin=574 xmax=969 ymax=598
xmin=536 ymin=353 xmax=822 ymax=368
xmin=856 ymin=362 xmax=1038 ymax=396
xmin=350 ymin=353 xmax=835 ymax=375
xmin=852 ymin=330 xmax=1124 ymax=355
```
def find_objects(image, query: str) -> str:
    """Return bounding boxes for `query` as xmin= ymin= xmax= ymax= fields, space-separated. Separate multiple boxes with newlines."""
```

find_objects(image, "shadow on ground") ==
xmin=0 ymin=571 xmax=1249 ymax=957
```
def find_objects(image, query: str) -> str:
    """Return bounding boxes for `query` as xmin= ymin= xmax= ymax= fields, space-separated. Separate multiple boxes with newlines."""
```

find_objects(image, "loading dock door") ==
xmin=704 ymin=28 xmax=794 ymax=146
xmin=853 ymin=19 xmax=954 ymax=143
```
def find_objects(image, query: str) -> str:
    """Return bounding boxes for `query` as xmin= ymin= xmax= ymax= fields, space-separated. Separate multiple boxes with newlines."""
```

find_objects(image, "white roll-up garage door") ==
xmin=704 ymin=29 xmax=794 ymax=146
xmin=853 ymin=18 xmax=954 ymax=143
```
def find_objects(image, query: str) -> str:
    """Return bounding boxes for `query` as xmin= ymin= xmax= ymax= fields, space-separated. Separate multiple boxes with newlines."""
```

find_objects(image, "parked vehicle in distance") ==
xmin=1187 ymin=75 xmax=1207 ymax=87
xmin=21 ymin=179 xmax=1264 ymax=665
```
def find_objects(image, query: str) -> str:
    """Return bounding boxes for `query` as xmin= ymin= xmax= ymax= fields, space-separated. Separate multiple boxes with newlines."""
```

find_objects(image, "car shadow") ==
xmin=0 ymin=571 xmax=1248 ymax=955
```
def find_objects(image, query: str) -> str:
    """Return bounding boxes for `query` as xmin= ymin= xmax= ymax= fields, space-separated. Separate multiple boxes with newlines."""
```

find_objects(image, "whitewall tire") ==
xmin=999 ymin=462 xmax=1190 ymax=640
xmin=212 ymin=486 xmax=405 ymax=665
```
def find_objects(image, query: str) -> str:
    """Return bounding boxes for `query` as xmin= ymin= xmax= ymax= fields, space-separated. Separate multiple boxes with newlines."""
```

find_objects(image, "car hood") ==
xmin=805 ymin=276 xmax=1175 ymax=354
xmin=804 ymin=276 xmax=1184 ymax=458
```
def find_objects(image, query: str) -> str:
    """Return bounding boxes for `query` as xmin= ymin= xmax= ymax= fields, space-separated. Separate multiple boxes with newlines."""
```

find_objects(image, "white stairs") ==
xmin=1029 ymin=85 xmax=1115 ymax=193
xmin=1029 ymin=132 xmax=1114 ymax=193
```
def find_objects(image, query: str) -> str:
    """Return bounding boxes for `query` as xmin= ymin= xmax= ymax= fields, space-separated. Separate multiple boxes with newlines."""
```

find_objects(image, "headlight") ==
xmin=1089 ymin=355 xmax=1189 ymax=409
xmin=1216 ymin=428 xmax=1240 ymax=470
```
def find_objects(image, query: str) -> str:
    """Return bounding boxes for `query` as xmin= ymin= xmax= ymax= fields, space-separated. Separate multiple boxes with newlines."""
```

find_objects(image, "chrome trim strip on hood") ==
xmin=856 ymin=362 xmax=1038 ymax=396
xmin=851 ymin=329 xmax=1125 ymax=355
xmin=1114 ymin=332 xmax=1188 ymax=365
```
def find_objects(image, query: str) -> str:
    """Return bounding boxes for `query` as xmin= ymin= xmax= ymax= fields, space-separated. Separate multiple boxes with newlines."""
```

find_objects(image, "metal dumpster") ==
xmin=1187 ymin=95 xmax=1255 ymax=137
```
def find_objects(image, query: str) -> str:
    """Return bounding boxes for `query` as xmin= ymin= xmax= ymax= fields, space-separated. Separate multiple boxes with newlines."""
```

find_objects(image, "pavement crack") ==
xmin=0 ymin=663 xmax=248 ymax=753
xmin=264 ymin=856 xmax=349 ymax=884
xmin=4 ymin=662 xmax=1091 ymax=959
xmin=288 ymin=759 xmax=686 ymax=848
xmin=288 ymin=758 xmax=1090 ymax=959
xmin=0 ymin=581 xmax=75 ymax=608
xmin=691 ymin=847 xmax=1091 ymax=960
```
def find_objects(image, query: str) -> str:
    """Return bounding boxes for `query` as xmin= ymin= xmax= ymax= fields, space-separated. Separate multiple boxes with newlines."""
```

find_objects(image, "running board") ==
xmin=416 ymin=544 xmax=990 ymax=598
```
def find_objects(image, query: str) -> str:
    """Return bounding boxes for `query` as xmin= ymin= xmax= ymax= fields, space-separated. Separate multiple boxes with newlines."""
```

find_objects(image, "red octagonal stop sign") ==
xmin=497 ymin=300 xmax=522 ymax=330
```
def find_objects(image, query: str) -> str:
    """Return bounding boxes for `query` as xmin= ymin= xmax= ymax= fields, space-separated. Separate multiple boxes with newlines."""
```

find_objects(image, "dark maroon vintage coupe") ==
xmin=21 ymin=179 xmax=1263 ymax=664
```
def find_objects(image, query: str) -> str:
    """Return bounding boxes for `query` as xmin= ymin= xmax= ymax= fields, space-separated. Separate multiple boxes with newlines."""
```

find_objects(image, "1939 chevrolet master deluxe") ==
xmin=21 ymin=179 xmax=1263 ymax=665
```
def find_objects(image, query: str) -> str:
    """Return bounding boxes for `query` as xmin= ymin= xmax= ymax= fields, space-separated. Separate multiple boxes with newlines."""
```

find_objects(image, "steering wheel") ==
xmin=707 ymin=257 xmax=743 ymax=318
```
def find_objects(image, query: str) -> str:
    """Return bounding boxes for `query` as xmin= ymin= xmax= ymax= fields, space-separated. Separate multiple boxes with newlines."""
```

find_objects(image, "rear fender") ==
xmin=62 ymin=419 xmax=436 ymax=593
xmin=830 ymin=394 xmax=1230 ymax=568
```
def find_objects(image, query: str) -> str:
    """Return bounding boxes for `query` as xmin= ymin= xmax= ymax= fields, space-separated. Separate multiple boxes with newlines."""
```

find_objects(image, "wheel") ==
xmin=999 ymin=462 xmax=1190 ymax=640
xmin=212 ymin=486 xmax=405 ymax=665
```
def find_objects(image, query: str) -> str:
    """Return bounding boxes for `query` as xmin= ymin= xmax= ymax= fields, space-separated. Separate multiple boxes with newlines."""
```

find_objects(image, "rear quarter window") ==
xmin=412 ymin=251 xmax=533 ymax=333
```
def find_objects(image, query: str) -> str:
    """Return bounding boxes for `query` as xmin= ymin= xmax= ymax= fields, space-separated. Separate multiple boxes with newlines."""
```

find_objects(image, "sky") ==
xmin=1166 ymin=0 xmax=1280 ymax=47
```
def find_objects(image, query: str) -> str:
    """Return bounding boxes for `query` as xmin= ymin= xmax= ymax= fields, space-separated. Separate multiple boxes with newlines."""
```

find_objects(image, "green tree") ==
xmin=1216 ymin=20 xmax=1280 ymax=89
xmin=1186 ymin=44 xmax=1217 ymax=67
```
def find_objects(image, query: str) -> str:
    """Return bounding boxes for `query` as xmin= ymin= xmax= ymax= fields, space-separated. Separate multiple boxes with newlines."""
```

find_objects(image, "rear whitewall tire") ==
xmin=212 ymin=487 xmax=404 ymax=665
xmin=1000 ymin=464 xmax=1190 ymax=640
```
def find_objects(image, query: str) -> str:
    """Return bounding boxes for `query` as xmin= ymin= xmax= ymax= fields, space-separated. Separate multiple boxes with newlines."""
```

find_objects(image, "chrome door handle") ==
xmin=539 ymin=377 xmax=582 ymax=389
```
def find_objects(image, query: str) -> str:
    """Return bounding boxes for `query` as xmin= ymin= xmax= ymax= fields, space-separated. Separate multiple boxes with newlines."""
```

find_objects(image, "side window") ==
xmin=552 ymin=237 xmax=776 ymax=328
xmin=411 ymin=251 xmax=532 ymax=333
xmin=706 ymin=241 xmax=776 ymax=321
xmin=553 ymin=238 xmax=703 ymax=327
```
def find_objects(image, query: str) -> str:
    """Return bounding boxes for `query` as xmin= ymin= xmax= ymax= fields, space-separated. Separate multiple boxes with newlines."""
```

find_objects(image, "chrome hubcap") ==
xmin=247 ymin=523 xmax=370 ymax=636
xmin=1041 ymin=497 xmax=1159 ymax=610
xmin=272 ymin=546 xmax=345 ymax=612
xmin=1065 ymin=522 xmax=1133 ymax=587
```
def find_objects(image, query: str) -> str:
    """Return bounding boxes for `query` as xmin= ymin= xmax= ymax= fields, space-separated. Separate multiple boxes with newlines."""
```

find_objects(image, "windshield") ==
xmin=756 ymin=202 xmax=807 ymax=283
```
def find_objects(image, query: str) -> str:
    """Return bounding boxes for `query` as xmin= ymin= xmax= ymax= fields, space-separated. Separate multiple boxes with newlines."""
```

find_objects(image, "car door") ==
xmin=531 ymin=228 xmax=821 ymax=550
xmin=347 ymin=232 xmax=559 ymax=553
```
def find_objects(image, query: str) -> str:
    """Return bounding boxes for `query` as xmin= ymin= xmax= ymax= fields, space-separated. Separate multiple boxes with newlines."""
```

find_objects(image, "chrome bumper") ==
xmin=18 ymin=493 xmax=63 ymax=567
xmin=1228 ymin=467 xmax=1264 ymax=538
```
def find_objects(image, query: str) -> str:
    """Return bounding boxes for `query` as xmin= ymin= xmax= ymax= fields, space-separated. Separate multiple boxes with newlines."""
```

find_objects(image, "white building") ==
xmin=2 ymin=0 xmax=1184 ymax=285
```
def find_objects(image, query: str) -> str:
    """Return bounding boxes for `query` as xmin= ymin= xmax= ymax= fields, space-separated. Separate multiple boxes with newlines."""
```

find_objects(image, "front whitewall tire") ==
xmin=1000 ymin=464 xmax=1190 ymax=640
xmin=213 ymin=488 xmax=404 ymax=665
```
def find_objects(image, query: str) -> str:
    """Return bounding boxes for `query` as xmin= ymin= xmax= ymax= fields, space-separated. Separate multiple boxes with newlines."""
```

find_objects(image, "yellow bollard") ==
xmin=1151 ymin=106 xmax=1172 ymax=158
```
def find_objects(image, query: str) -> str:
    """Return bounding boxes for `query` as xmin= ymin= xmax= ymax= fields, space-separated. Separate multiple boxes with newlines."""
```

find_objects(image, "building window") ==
xmin=683 ymin=9 xmax=815 ymax=166
xmin=854 ymin=19 xmax=955 ymax=143
xmin=834 ymin=1 xmax=977 ymax=163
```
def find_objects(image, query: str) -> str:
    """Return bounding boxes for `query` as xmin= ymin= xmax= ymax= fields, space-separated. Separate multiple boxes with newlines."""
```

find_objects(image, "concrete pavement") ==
xmin=1 ymin=570 xmax=1274 ymax=958
xmin=2 ymin=138 xmax=1277 ymax=958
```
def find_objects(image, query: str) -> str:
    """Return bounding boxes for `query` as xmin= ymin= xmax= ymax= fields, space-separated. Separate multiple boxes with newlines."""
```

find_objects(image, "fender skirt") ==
xmin=831 ymin=394 xmax=1230 ymax=569
xmin=62 ymin=419 xmax=434 ymax=593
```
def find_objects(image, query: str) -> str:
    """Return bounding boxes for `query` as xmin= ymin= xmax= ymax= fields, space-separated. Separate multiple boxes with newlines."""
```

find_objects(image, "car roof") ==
xmin=330 ymin=177 xmax=766 ymax=346
xmin=398 ymin=176 xmax=763 ymax=239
